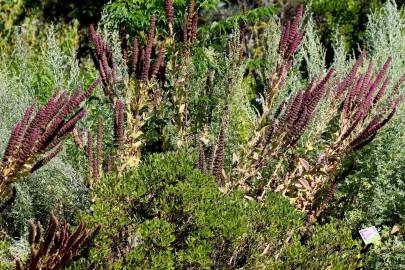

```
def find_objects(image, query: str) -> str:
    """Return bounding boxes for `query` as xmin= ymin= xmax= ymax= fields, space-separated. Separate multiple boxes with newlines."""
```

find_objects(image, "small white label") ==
xmin=359 ymin=226 xmax=381 ymax=245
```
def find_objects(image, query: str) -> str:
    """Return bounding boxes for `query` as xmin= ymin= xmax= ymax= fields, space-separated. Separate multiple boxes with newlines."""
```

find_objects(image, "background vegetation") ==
xmin=0 ymin=0 xmax=404 ymax=269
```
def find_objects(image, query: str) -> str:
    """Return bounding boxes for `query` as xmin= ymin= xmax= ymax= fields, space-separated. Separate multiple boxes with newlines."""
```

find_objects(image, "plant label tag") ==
xmin=359 ymin=226 xmax=381 ymax=245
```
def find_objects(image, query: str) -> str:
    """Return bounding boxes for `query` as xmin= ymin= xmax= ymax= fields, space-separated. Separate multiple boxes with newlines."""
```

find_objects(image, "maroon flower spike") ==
xmin=88 ymin=25 xmax=97 ymax=43
xmin=352 ymin=74 xmax=365 ymax=99
xmin=79 ymin=77 xmax=100 ymax=102
xmin=132 ymin=37 xmax=139 ymax=78
xmin=356 ymin=60 xmax=373 ymax=105
xmin=373 ymin=76 xmax=390 ymax=104
xmin=101 ymin=54 xmax=110 ymax=82
xmin=96 ymin=118 xmax=103 ymax=177
xmin=5 ymin=102 xmax=37 ymax=162
xmin=56 ymin=90 xmax=80 ymax=121
xmin=92 ymin=156 xmax=98 ymax=181
xmin=288 ymin=106 xmax=309 ymax=145
xmin=40 ymin=93 xmax=66 ymax=129
xmin=340 ymin=111 xmax=364 ymax=142
xmin=364 ymin=57 xmax=392 ymax=105
xmin=151 ymin=42 xmax=165 ymax=79
xmin=343 ymin=75 xmax=364 ymax=117
xmin=278 ymin=22 xmax=290 ymax=54
xmin=282 ymin=69 xmax=333 ymax=145
xmin=105 ymin=154 xmax=112 ymax=174
xmin=86 ymin=129 xmax=94 ymax=176
xmin=19 ymin=102 xmax=36 ymax=132
xmin=307 ymin=68 xmax=334 ymax=115
xmin=374 ymin=57 xmax=392 ymax=86
xmin=46 ymin=115 xmax=84 ymax=151
xmin=114 ymin=100 xmax=124 ymax=149
xmin=30 ymin=144 xmax=63 ymax=173
xmin=147 ymin=16 xmax=156 ymax=42
xmin=287 ymin=31 xmax=304 ymax=57
xmin=278 ymin=5 xmax=304 ymax=59
xmin=141 ymin=16 xmax=156 ymax=81
xmin=186 ymin=0 xmax=196 ymax=38
xmin=2 ymin=124 xmax=21 ymax=164
xmin=278 ymin=95 xmax=295 ymax=127
xmin=53 ymin=91 xmax=68 ymax=113
xmin=18 ymin=127 xmax=40 ymax=165
xmin=335 ymin=52 xmax=365 ymax=98
xmin=98 ymin=59 xmax=106 ymax=81
xmin=281 ymin=79 xmax=310 ymax=126
xmin=350 ymin=107 xmax=396 ymax=148
xmin=164 ymin=0 xmax=174 ymax=26
xmin=37 ymin=116 xmax=64 ymax=150
xmin=285 ymin=91 xmax=304 ymax=130
xmin=302 ymin=77 xmax=316 ymax=101
xmin=392 ymin=72 xmax=405 ymax=95
xmin=119 ymin=23 xmax=128 ymax=65
xmin=288 ymin=4 xmax=304 ymax=45
xmin=97 ymin=37 xmax=104 ymax=58
xmin=88 ymin=25 xmax=103 ymax=58
xmin=50 ymin=108 xmax=87 ymax=148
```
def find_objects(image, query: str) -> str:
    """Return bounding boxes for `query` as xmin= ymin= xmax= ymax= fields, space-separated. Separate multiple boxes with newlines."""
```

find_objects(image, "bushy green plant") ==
xmin=0 ymin=0 xmax=25 ymax=48
xmin=103 ymin=0 xmax=220 ymax=36
xmin=304 ymin=0 xmax=383 ymax=53
xmin=0 ymin=237 xmax=28 ymax=270
xmin=1 ymin=22 xmax=84 ymax=102
xmin=23 ymin=0 xmax=107 ymax=24
xmin=70 ymin=149 xmax=361 ymax=269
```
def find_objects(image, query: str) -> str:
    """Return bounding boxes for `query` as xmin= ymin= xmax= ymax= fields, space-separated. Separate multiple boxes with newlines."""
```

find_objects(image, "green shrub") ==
xmin=0 ymin=236 xmax=29 ymax=269
xmin=103 ymin=0 xmax=220 ymax=36
xmin=305 ymin=0 xmax=383 ymax=53
xmin=71 ymin=149 xmax=361 ymax=269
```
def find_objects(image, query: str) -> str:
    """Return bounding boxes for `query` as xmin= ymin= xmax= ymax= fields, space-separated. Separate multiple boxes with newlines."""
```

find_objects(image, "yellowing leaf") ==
xmin=391 ymin=224 xmax=401 ymax=235
xmin=232 ymin=153 xmax=239 ymax=165
xmin=299 ymin=158 xmax=310 ymax=171
xmin=179 ymin=104 xmax=186 ymax=114
xmin=299 ymin=179 xmax=312 ymax=191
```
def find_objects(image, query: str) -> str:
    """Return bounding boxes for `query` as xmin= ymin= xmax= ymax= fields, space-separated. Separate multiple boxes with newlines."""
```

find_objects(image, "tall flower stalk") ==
xmin=15 ymin=212 xmax=100 ymax=269
xmin=194 ymin=5 xmax=404 ymax=220
xmin=87 ymin=17 xmax=163 ymax=173
xmin=0 ymin=79 xmax=99 ymax=199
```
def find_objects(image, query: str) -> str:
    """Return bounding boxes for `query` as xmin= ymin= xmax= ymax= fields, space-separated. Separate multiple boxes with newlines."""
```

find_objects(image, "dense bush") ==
xmin=70 ymin=149 xmax=360 ymax=269
xmin=305 ymin=0 xmax=383 ymax=54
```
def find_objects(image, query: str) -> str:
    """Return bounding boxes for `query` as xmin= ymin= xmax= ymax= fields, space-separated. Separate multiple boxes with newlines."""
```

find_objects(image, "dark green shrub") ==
xmin=103 ymin=0 xmax=220 ymax=36
xmin=70 ymin=149 xmax=361 ymax=269
xmin=305 ymin=0 xmax=383 ymax=57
